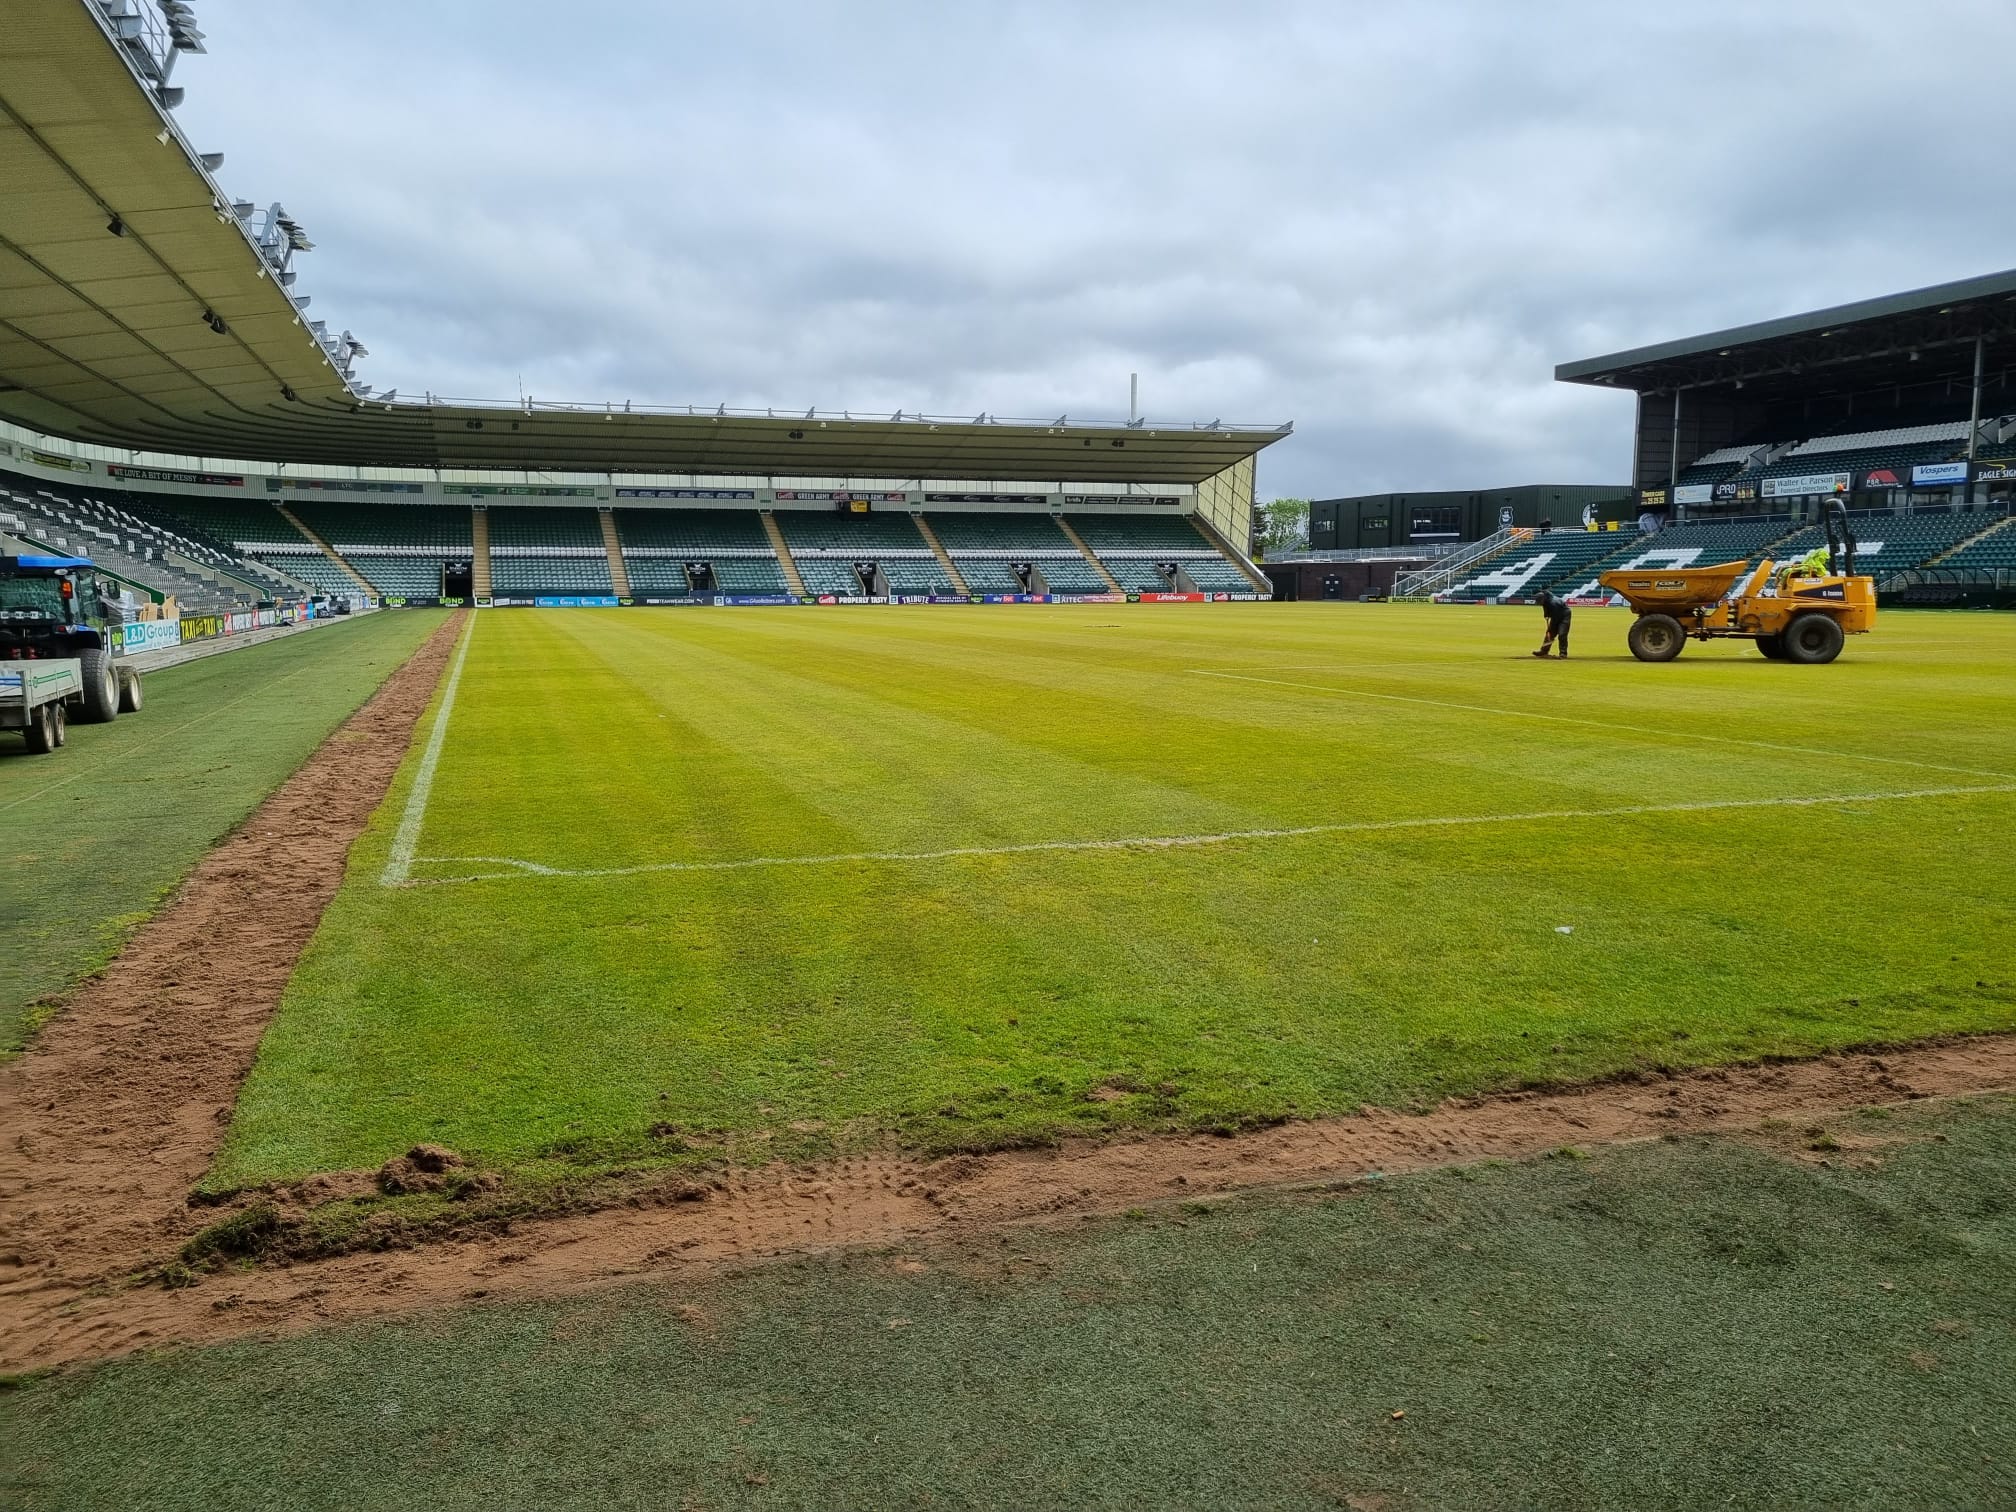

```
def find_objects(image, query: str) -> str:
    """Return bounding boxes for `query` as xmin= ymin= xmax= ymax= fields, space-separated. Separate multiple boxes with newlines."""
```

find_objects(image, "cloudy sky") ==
xmin=171 ymin=0 xmax=2015 ymax=499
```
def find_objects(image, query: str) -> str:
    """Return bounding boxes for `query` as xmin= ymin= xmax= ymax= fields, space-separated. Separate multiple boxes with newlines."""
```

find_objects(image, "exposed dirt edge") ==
xmin=13 ymin=1030 xmax=2016 ymax=1371
xmin=0 ymin=613 xmax=465 ymax=1373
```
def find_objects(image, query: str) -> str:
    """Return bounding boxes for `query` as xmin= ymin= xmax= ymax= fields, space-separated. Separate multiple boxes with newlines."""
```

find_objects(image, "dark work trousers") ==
xmin=1542 ymin=611 xmax=1571 ymax=655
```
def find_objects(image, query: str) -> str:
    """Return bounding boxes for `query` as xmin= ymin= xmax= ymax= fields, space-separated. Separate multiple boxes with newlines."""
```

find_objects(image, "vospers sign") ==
xmin=1911 ymin=462 xmax=1970 ymax=487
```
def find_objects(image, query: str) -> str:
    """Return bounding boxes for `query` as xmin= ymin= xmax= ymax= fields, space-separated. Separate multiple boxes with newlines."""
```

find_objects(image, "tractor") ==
xmin=1 ymin=554 xmax=141 ymax=753
xmin=1601 ymin=500 xmax=1875 ymax=664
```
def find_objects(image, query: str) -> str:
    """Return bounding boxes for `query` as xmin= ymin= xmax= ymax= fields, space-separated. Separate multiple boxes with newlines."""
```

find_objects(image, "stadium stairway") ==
xmin=273 ymin=502 xmax=374 ymax=596
xmin=597 ymin=508 xmax=632 ymax=596
xmin=1053 ymin=517 xmax=1124 ymax=591
xmin=1188 ymin=514 xmax=1271 ymax=591
xmin=471 ymin=508 xmax=493 ymax=598
xmin=760 ymin=512 xmax=808 ymax=594
xmin=911 ymin=515 xmax=970 ymax=594
xmin=1930 ymin=512 xmax=2016 ymax=568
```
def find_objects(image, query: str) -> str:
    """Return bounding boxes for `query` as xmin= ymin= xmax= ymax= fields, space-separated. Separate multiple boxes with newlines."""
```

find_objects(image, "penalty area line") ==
xmin=379 ymin=615 xmax=476 ymax=887
xmin=395 ymin=782 xmax=2016 ymax=887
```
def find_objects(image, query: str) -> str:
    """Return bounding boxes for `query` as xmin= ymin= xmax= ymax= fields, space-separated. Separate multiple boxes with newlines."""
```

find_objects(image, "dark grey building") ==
xmin=1307 ymin=484 xmax=1630 ymax=552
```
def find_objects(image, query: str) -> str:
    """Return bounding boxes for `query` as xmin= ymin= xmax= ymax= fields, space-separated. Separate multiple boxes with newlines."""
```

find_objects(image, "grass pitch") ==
xmin=0 ymin=610 xmax=447 ymax=1052
xmin=213 ymin=604 xmax=2016 ymax=1188
xmin=15 ymin=1095 xmax=2016 ymax=1511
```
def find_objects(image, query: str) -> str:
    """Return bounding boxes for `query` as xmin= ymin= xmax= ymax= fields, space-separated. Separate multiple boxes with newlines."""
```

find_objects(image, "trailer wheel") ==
xmin=1627 ymin=613 xmax=1687 ymax=662
xmin=1781 ymin=613 xmax=1845 ymax=665
xmin=117 ymin=670 xmax=143 ymax=713
xmin=23 ymin=703 xmax=57 ymax=755
xmin=50 ymin=700 xmax=67 ymax=747
xmin=1756 ymin=634 xmax=1786 ymax=660
xmin=77 ymin=648 xmax=119 ymax=723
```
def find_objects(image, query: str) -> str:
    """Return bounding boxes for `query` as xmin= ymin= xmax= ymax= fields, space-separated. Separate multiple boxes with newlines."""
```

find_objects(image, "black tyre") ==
xmin=117 ymin=670 xmax=143 ymax=713
xmin=23 ymin=703 xmax=57 ymax=755
xmin=1781 ymin=614 xmax=1845 ymax=665
xmin=77 ymin=647 xmax=119 ymax=723
xmin=1756 ymin=634 xmax=1786 ymax=660
xmin=50 ymin=700 xmax=67 ymax=747
xmin=1627 ymin=613 xmax=1687 ymax=663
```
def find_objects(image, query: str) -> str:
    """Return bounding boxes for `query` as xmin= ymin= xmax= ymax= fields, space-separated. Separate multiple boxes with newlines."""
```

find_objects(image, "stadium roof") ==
xmin=1555 ymin=268 xmax=2016 ymax=403
xmin=0 ymin=1 xmax=1287 ymax=483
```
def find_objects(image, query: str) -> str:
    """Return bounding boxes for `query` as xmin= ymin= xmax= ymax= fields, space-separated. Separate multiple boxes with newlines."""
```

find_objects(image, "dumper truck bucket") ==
xmin=1597 ymin=560 xmax=1753 ymax=612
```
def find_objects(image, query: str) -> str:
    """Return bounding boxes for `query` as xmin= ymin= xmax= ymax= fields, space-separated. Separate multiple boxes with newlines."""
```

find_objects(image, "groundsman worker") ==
xmin=1531 ymin=589 xmax=1571 ymax=658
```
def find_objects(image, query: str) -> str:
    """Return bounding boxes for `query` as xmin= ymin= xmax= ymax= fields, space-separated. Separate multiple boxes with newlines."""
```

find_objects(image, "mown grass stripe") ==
xmin=380 ymin=613 xmax=475 ymax=887
xmin=1187 ymin=668 xmax=2016 ymax=781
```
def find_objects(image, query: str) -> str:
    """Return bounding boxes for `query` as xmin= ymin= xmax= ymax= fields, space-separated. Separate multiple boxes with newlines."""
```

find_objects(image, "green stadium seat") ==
xmin=488 ymin=507 xmax=612 ymax=594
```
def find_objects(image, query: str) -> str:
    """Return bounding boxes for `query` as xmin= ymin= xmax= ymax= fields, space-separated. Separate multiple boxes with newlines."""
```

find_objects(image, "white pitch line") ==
xmin=1187 ymin=669 xmax=2016 ymax=783
xmin=379 ymin=615 xmax=476 ymax=887
xmin=397 ymin=782 xmax=2016 ymax=886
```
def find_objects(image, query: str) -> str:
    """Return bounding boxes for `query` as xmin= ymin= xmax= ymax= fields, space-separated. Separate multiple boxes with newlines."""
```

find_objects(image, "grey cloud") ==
xmin=171 ymin=0 xmax=2016 ymax=496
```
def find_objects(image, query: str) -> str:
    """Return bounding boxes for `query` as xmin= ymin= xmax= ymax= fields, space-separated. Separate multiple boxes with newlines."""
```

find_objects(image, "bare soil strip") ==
xmin=0 ymin=613 xmax=464 ymax=1373
xmin=9 ymin=1023 xmax=2014 ymax=1369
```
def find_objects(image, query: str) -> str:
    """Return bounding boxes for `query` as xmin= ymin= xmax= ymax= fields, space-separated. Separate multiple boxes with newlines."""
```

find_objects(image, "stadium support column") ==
xmin=1967 ymin=335 xmax=1985 ymax=463
xmin=1668 ymin=389 xmax=1683 ymax=522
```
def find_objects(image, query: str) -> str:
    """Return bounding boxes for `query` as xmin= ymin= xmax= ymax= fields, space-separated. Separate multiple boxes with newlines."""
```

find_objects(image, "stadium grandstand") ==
xmin=1388 ymin=271 xmax=2015 ymax=605
xmin=0 ymin=0 xmax=1283 ymax=623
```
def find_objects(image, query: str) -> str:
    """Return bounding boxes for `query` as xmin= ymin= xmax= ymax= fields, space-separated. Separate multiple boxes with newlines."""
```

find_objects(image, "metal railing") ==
xmin=1390 ymin=526 xmax=1533 ymax=599
xmin=350 ymin=391 xmax=1293 ymax=436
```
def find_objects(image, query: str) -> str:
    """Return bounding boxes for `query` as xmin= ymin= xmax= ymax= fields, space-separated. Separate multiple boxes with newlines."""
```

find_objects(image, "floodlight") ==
xmin=198 ymin=151 xmax=223 ymax=170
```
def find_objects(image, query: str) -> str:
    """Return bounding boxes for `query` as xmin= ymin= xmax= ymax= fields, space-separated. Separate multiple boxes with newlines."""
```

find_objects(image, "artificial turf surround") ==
xmin=11 ymin=1095 xmax=2016 ymax=1512
xmin=211 ymin=603 xmax=2016 ymax=1189
xmin=0 ymin=610 xmax=449 ymax=1053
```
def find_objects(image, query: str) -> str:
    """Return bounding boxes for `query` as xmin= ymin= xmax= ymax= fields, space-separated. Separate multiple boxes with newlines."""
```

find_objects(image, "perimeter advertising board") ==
xmin=118 ymin=619 xmax=182 ymax=654
xmin=107 ymin=464 xmax=244 ymax=487
xmin=1911 ymin=462 xmax=1971 ymax=487
xmin=1761 ymin=472 xmax=1851 ymax=499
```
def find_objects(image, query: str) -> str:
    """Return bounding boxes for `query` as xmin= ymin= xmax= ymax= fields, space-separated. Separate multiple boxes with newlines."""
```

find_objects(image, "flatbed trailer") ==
xmin=0 ymin=658 xmax=84 ymax=754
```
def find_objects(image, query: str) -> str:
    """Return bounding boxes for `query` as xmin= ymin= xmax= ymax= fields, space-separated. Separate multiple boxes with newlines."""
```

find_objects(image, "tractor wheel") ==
xmin=23 ymin=703 xmax=57 ymax=755
xmin=117 ymin=670 xmax=143 ymax=713
xmin=1627 ymin=613 xmax=1687 ymax=663
xmin=77 ymin=648 xmax=119 ymax=723
xmin=1756 ymin=634 xmax=1786 ymax=660
xmin=1781 ymin=614 xmax=1845 ymax=665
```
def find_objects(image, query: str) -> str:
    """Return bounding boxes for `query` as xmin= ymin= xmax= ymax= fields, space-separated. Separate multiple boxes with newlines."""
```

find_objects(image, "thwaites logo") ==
xmin=1792 ymin=585 xmax=1847 ymax=600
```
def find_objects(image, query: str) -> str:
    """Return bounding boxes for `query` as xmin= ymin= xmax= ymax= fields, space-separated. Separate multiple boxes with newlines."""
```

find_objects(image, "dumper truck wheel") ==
xmin=117 ymin=669 xmax=143 ymax=713
xmin=23 ymin=703 xmax=57 ymax=755
xmin=77 ymin=648 xmax=119 ymax=724
xmin=1781 ymin=613 xmax=1844 ymax=665
xmin=1756 ymin=634 xmax=1786 ymax=660
xmin=1628 ymin=613 xmax=1687 ymax=662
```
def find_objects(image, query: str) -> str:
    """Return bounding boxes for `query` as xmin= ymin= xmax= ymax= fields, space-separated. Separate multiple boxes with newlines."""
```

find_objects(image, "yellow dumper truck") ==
xmin=1601 ymin=501 xmax=1875 ymax=664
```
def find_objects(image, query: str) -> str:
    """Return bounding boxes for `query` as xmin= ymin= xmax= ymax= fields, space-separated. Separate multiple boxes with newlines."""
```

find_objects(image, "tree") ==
xmin=1252 ymin=497 xmax=1309 ymax=559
